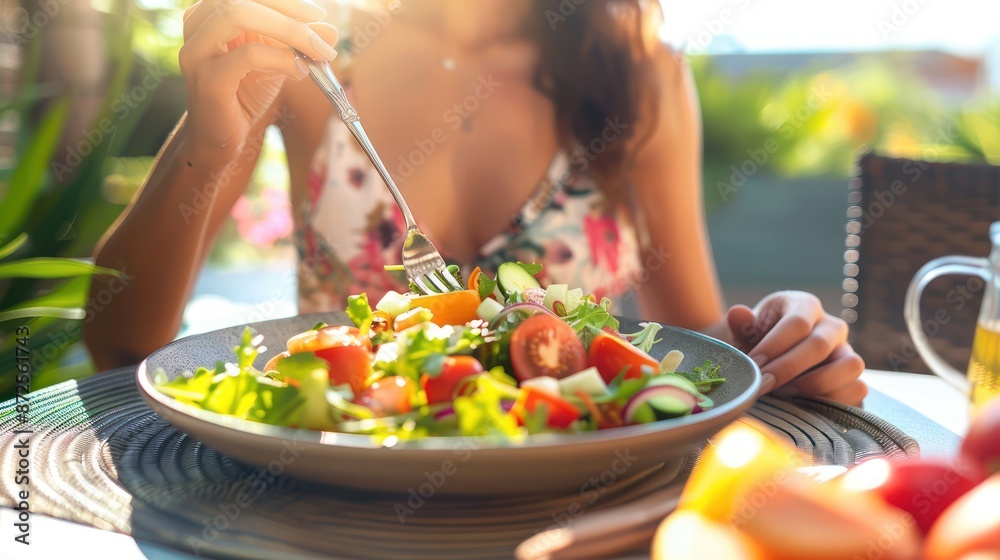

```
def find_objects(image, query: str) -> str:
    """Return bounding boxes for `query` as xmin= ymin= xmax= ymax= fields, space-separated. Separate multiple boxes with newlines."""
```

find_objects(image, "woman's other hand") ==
xmin=179 ymin=0 xmax=338 ymax=167
xmin=724 ymin=291 xmax=867 ymax=406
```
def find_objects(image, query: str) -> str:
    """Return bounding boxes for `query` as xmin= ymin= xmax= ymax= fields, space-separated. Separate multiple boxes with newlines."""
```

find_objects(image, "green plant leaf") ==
xmin=0 ymin=306 xmax=86 ymax=323
xmin=0 ymin=258 xmax=120 ymax=280
xmin=3 ymin=276 xmax=89 ymax=312
xmin=30 ymin=360 xmax=96 ymax=392
xmin=0 ymin=233 xmax=28 ymax=261
xmin=0 ymin=98 xmax=70 ymax=246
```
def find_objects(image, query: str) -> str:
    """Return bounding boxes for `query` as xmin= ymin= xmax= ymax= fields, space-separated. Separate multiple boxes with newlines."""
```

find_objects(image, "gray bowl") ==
xmin=137 ymin=313 xmax=761 ymax=495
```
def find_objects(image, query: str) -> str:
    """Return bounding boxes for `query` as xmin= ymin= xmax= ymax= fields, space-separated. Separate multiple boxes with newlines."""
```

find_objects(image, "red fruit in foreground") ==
xmin=961 ymin=397 xmax=1000 ymax=477
xmin=925 ymin=473 xmax=1000 ymax=560
xmin=838 ymin=458 xmax=983 ymax=534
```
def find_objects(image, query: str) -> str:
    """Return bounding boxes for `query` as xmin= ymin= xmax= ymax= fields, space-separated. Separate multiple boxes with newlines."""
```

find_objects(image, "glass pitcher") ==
xmin=904 ymin=221 xmax=1000 ymax=413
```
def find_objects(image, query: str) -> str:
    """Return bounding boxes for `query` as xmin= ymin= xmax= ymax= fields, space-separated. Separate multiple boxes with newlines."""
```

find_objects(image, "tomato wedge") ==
xmin=286 ymin=325 xmax=373 ymax=393
xmin=421 ymin=356 xmax=485 ymax=404
xmin=511 ymin=386 xmax=581 ymax=429
xmin=355 ymin=376 xmax=415 ymax=417
xmin=588 ymin=332 xmax=659 ymax=384
xmin=262 ymin=351 xmax=290 ymax=373
xmin=509 ymin=314 xmax=587 ymax=381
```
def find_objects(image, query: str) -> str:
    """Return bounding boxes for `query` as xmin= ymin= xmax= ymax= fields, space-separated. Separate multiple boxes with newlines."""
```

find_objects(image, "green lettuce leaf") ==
xmin=346 ymin=293 xmax=373 ymax=327
xmin=154 ymin=366 xmax=217 ymax=405
xmin=477 ymin=273 xmax=497 ymax=300
xmin=622 ymin=322 xmax=663 ymax=354
xmin=564 ymin=297 xmax=620 ymax=346
xmin=453 ymin=375 xmax=521 ymax=438
xmin=516 ymin=262 xmax=543 ymax=276
xmin=595 ymin=370 xmax=652 ymax=406
xmin=271 ymin=352 xmax=339 ymax=430
xmin=676 ymin=360 xmax=727 ymax=393
xmin=394 ymin=323 xmax=451 ymax=379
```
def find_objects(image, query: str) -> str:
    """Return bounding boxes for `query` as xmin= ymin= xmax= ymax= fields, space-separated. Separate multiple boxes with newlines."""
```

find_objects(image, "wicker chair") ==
xmin=844 ymin=152 xmax=1000 ymax=374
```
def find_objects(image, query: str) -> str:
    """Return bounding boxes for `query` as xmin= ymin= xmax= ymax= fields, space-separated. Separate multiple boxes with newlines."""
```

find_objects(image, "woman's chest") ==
xmin=292 ymin=26 xmax=562 ymax=261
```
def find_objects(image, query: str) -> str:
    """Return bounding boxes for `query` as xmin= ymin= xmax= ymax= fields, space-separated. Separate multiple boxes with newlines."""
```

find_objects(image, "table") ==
xmin=0 ymin=370 xmax=970 ymax=560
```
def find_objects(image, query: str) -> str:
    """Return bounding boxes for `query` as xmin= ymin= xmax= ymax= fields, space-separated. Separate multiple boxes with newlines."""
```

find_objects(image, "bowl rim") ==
xmin=136 ymin=313 xmax=761 ymax=452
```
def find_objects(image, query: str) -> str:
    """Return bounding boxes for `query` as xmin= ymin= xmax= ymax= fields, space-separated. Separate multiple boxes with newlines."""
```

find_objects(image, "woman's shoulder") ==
xmin=649 ymin=42 xmax=692 ymax=95
xmin=629 ymin=42 xmax=699 ymax=164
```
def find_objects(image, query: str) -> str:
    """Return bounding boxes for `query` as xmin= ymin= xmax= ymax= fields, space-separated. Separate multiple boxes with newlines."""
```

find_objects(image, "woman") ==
xmin=84 ymin=0 xmax=866 ymax=404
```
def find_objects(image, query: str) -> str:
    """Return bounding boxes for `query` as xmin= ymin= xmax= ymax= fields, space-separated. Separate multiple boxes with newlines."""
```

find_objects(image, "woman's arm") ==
xmin=84 ymin=116 xmax=268 ymax=370
xmin=84 ymin=0 xmax=339 ymax=369
xmin=630 ymin=47 xmax=725 ymax=332
xmin=629 ymin=46 xmax=866 ymax=404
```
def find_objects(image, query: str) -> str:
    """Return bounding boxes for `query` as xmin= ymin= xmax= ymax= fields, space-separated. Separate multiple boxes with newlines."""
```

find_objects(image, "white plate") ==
xmin=137 ymin=313 xmax=761 ymax=495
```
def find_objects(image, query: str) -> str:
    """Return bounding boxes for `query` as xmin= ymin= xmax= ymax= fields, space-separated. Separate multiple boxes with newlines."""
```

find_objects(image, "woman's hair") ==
xmin=528 ymin=0 xmax=664 ymax=207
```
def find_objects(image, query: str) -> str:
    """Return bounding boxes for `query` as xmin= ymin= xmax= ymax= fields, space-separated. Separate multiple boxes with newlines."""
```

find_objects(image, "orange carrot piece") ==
xmin=468 ymin=266 xmax=482 ymax=292
xmin=411 ymin=290 xmax=482 ymax=327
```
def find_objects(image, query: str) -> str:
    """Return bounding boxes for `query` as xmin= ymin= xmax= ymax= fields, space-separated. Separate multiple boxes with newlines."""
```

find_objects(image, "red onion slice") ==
xmin=490 ymin=302 xmax=557 ymax=327
xmin=433 ymin=406 xmax=455 ymax=420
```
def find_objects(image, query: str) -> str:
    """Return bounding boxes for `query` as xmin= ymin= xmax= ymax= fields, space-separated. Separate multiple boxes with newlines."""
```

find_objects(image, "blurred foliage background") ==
xmin=0 ymin=0 xmax=998 ymax=399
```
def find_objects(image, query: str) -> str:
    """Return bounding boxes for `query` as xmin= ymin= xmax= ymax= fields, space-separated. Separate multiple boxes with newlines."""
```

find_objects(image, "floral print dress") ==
xmin=295 ymin=110 xmax=643 ymax=315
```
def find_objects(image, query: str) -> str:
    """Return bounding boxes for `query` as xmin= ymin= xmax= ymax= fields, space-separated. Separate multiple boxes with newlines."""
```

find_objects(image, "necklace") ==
xmin=440 ymin=56 xmax=476 ymax=132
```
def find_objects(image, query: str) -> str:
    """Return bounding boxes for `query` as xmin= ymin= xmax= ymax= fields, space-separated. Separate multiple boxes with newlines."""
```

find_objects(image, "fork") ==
xmin=291 ymin=49 xmax=465 ymax=295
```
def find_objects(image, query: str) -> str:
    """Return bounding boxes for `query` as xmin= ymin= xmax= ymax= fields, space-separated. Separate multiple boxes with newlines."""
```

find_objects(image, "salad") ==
xmin=153 ymin=262 xmax=725 ymax=440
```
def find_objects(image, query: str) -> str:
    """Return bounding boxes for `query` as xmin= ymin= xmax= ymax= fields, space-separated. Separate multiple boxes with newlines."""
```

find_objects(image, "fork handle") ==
xmin=292 ymin=48 xmax=418 ymax=229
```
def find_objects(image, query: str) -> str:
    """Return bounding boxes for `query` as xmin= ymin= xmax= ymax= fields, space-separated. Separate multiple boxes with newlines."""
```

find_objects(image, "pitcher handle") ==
xmin=903 ymin=256 xmax=991 ymax=392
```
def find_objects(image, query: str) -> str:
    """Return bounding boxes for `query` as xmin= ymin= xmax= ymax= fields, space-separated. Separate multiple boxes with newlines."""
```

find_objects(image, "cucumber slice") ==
xmin=476 ymin=298 xmax=504 ymax=323
xmin=543 ymin=284 xmax=569 ymax=314
xmin=647 ymin=373 xmax=700 ymax=395
xmin=650 ymin=373 xmax=713 ymax=407
xmin=496 ymin=262 xmax=541 ymax=297
xmin=565 ymin=288 xmax=585 ymax=314
xmin=558 ymin=366 xmax=610 ymax=397
xmin=630 ymin=402 xmax=657 ymax=424
xmin=375 ymin=290 xmax=412 ymax=317
xmin=522 ymin=376 xmax=561 ymax=396
xmin=647 ymin=393 xmax=695 ymax=419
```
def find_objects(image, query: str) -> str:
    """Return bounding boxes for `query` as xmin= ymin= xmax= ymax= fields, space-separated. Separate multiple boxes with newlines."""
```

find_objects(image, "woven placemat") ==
xmin=0 ymin=368 xmax=918 ymax=559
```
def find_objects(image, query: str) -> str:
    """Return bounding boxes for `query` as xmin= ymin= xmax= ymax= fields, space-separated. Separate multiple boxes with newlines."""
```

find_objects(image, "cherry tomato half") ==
xmin=421 ymin=355 xmax=485 ymax=404
xmin=511 ymin=386 xmax=581 ymax=429
xmin=588 ymin=332 xmax=659 ymax=384
xmin=287 ymin=326 xmax=373 ymax=393
xmin=355 ymin=376 xmax=415 ymax=417
xmin=509 ymin=314 xmax=587 ymax=381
